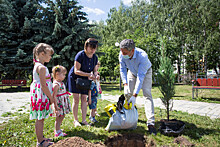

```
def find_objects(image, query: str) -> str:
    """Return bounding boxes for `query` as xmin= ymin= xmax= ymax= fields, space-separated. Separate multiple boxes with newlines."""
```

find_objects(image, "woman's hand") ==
xmin=88 ymin=72 xmax=96 ymax=80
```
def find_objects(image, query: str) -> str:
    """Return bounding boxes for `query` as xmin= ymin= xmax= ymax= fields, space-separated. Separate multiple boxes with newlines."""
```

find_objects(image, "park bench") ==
xmin=192 ymin=77 xmax=220 ymax=99
xmin=0 ymin=79 xmax=27 ymax=89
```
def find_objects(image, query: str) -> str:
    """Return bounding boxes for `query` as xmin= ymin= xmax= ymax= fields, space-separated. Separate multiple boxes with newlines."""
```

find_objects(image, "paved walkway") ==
xmin=0 ymin=92 xmax=219 ymax=123
xmin=0 ymin=92 xmax=29 ymax=123
xmin=101 ymin=94 xmax=220 ymax=119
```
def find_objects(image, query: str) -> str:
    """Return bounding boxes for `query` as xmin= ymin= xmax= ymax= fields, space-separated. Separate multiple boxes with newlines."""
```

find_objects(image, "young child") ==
xmin=30 ymin=43 xmax=54 ymax=146
xmin=95 ymin=61 xmax=102 ymax=116
xmin=52 ymin=65 xmax=71 ymax=137
xmin=88 ymin=81 xmax=99 ymax=123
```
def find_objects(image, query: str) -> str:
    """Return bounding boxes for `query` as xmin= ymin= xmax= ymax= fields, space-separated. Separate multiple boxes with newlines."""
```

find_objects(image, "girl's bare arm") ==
xmin=38 ymin=66 xmax=53 ymax=104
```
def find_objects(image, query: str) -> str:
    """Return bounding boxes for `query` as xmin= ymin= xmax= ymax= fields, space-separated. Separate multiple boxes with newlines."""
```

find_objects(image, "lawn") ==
xmin=102 ymin=83 xmax=220 ymax=104
xmin=0 ymin=95 xmax=220 ymax=146
xmin=0 ymin=84 xmax=220 ymax=146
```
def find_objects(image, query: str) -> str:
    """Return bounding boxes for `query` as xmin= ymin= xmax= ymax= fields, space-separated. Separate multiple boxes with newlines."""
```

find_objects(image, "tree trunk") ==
xmin=214 ymin=67 xmax=218 ymax=75
xmin=167 ymin=100 xmax=169 ymax=121
xmin=177 ymin=58 xmax=181 ymax=83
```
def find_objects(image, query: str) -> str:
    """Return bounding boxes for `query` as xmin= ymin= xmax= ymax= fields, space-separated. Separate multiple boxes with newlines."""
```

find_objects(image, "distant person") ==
xmin=52 ymin=65 xmax=71 ymax=137
xmin=119 ymin=39 xmax=157 ymax=135
xmin=67 ymin=38 xmax=99 ymax=127
xmin=30 ymin=43 xmax=54 ymax=146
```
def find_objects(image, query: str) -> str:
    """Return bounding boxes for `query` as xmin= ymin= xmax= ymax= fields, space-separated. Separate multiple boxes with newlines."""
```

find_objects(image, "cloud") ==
xmin=122 ymin=0 xmax=151 ymax=6
xmin=83 ymin=7 xmax=105 ymax=15
xmin=87 ymin=0 xmax=96 ymax=2
xmin=122 ymin=0 xmax=133 ymax=5
xmin=88 ymin=20 xmax=100 ymax=24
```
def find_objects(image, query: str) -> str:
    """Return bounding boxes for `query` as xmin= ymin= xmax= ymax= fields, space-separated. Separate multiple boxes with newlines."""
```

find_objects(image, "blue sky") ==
xmin=42 ymin=0 xmax=150 ymax=22
xmin=78 ymin=0 xmax=134 ymax=23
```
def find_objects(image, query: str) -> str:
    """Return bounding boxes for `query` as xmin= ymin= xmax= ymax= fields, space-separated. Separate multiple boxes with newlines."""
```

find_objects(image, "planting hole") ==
xmin=104 ymin=134 xmax=146 ymax=147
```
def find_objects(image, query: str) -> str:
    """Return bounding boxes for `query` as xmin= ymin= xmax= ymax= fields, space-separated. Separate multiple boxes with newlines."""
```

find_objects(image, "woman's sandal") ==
xmin=74 ymin=120 xmax=82 ymax=127
xmin=37 ymin=140 xmax=53 ymax=147
xmin=81 ymin=120 xmax=91 ymax=127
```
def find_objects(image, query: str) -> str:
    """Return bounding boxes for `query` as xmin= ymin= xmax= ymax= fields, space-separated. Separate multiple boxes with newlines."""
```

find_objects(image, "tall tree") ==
xmin=0 ymin=0 xmax=42 ymax=79
xmin=93 ymin=0 xmax=152 ymax=77
xmin=0 ymin=0 xmax=94 ymax=80
xmin=200 ymin=0 xmax=220 ymax=74
xmin=43 ymin=0 xmax=92 ymax=70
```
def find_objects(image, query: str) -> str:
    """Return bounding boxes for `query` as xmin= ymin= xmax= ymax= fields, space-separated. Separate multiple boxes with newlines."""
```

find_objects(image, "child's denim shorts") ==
xmin=87 ymin=96 xmax=97 ymax=109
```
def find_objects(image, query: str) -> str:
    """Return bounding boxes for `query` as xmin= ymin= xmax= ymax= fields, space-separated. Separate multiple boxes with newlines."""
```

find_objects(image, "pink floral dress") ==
xmin=53 ymin=80 xmax=71 ymax=116
xmin=30 ymin=62 xmax=53 ymax=120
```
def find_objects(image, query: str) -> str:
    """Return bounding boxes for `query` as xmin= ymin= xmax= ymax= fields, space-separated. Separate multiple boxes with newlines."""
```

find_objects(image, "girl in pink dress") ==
xmin=52 ymin=65 xmax=71 ymax=137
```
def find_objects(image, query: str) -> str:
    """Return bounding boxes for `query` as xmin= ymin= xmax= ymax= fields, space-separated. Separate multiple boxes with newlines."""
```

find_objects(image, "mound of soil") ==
xmin=174 ymin=136 xmax=195 ymax=147
xmin=51 ymin=134 xmax=150 ymax=147
xmin=51 ymin=136 xmax=105 ymax=147
xmin=51 ymin=134 xmax=193 ymax=147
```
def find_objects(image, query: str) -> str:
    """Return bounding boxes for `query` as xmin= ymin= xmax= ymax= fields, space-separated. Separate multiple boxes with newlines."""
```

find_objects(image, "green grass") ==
xmin=0 ymin=84 xmax=220 ymax=146
xmin=102 ymin=83 xmax=220 ymax=104
xmin=0 ymin=95 xmax=220 ymax=146
xmin=1 ymin=112 xmax=13 ymax=117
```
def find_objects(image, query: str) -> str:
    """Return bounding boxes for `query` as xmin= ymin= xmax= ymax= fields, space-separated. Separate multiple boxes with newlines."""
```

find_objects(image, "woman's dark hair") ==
xmin=84 ymin=38 xmax=98 ymax=50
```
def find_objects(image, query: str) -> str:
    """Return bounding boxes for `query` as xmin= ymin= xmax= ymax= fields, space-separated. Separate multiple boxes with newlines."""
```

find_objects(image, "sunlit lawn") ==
xmin=0 ymin=83 xmax=220 ymax=146
xmin=0 ymin=96 xmax=219 ymax=146
xmin=101 ymin=83 xmax=220 ymax=104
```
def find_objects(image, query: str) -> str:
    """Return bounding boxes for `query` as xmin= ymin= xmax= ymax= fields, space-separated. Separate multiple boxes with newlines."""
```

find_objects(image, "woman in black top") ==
xmin=67 ymin=38 xmax=99 ymax=126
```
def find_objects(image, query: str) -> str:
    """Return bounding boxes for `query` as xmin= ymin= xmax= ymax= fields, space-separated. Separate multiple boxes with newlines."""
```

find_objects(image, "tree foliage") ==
xmin=0 ymin=0 xmax=41 ymax=79
xmin=93 ymin=0 xmax=219 ymax=78
xmin=38 ymin=0 xmax=92 ymax=70
xmin=0 ymin=0 xmax=93 ymax=79
xmin=98 ymin=46 xmax=120 ymax=78
xmin=1 ymin=0 xmax=219 ymax=80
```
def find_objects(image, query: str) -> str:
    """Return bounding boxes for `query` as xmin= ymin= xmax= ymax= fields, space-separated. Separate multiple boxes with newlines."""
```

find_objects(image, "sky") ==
xmin=78 ymin=0 xmax=135 ymax=23
xmin=42 ymin=0 xmax=150 ymax=23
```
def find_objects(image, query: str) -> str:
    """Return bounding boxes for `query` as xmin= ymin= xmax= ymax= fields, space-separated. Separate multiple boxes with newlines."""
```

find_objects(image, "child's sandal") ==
xmin=37 ymin=140 xmax=53 ymax=147
xmin=54 ymin=130 xmax=67 ymax=137
xmin=43 ymin=135 xmax=52 ymax=142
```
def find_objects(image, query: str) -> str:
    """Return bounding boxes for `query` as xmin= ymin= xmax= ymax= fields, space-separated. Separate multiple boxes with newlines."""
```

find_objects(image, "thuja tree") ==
xmin=157 ymin=38 xmax=175 ymax=121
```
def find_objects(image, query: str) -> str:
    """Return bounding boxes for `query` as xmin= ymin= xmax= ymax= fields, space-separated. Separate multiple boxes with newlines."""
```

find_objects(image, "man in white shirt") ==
xmin=119 ymin=39 xmax=156 ymax=135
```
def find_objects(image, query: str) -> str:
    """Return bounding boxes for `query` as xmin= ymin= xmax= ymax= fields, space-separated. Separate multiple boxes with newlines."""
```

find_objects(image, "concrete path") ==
xmin=0 ymin=92 xmax=219 ymax=123
xmin=0 ymin=92 xmax=29 ymax=123
xmin=101 ymin=94 xmax=220 ymax=119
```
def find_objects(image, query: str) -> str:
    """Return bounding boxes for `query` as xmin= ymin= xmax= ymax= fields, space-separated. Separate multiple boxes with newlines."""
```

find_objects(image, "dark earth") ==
xmin=51 ymin=134 xmax=194 ymax=147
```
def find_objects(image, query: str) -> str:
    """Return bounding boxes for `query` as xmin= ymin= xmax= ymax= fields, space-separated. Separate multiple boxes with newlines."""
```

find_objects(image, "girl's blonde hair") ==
xmin=33 ymin=43 xmax=54 ymax=63
xmin=52 ymin=65 xmax=67 ymax=79
xmin=84 ymin=38 xmax=98 ymax=51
